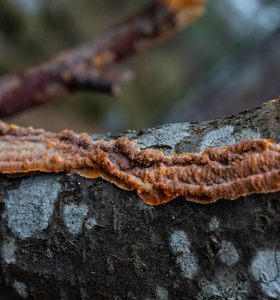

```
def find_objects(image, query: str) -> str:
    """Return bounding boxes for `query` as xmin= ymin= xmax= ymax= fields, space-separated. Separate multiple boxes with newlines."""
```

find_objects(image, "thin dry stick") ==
xmin=0 ymin=0 xmax=207 ymax=117
xmin=1 ymin=119 xmax=280 ymax=205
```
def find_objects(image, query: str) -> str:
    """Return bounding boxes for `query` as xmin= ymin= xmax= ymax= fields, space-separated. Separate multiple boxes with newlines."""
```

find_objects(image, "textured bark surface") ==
xmin=1 ymin=99 xmax=280 ymax=299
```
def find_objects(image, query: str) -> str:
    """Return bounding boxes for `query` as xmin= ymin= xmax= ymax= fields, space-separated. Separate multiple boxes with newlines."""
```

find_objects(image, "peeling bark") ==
xmin=1 ymin=99 xmax=280 ymax=299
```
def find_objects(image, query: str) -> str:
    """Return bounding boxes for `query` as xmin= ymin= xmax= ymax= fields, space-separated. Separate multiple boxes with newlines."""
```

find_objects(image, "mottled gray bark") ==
xmin=1 ymin=100 xmax=280 ymax=299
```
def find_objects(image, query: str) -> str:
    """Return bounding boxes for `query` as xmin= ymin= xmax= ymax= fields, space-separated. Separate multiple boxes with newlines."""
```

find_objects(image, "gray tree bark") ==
xmin=1 ymin=99 xmax=280 ymax=299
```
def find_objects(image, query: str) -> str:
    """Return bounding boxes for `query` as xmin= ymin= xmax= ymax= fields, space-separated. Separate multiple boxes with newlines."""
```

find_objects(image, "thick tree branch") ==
xmin=1 ymin=99 xmax=280 ymax=299
xmin=0 ymin=0 xmax=207 ymax=118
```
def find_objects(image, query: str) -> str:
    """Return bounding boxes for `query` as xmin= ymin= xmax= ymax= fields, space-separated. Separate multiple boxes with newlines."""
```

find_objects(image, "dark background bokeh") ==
xmin=0 ymin=0 xmax=280 ymax=133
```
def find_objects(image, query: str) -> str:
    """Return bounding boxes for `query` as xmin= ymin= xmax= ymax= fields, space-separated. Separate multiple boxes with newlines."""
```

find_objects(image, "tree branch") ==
xmin=1 ymin=99 xmax=280 ymax=299
xmin=0 ymin=0 xmax=207 ymax=118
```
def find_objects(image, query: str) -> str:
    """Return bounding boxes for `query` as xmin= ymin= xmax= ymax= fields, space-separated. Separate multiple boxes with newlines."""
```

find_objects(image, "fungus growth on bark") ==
xmin=0 ymin=121 xmax=280 ymax=205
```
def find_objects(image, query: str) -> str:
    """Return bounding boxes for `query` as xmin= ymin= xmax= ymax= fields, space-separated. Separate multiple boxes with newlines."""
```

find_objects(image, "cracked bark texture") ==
xmin=1 ymin=99 xmax=280 ymax=299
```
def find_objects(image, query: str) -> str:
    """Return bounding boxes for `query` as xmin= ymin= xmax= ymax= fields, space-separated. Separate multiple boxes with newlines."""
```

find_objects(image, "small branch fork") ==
xmin=0 ymin=0 xmax=207 ymax=117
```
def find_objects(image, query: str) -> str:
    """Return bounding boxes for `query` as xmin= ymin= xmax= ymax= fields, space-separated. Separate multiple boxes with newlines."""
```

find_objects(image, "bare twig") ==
xmin=0 ymin=0 xmax=207 ymax=117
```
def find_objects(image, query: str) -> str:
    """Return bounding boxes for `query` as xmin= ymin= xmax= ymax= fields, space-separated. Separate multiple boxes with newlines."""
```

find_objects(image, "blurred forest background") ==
xmin=0 ymin=0 xmax=280 ymax=134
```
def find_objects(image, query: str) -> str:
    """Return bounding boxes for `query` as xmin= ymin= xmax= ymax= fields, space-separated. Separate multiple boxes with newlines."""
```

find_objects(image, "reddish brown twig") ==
xmin=0 ymin=0 xmax=207 ymax=117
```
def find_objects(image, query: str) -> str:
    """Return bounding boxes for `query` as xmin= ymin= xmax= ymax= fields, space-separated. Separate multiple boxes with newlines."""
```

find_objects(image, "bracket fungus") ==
xmin=0 ymin=121 xmax=280 ymax=205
